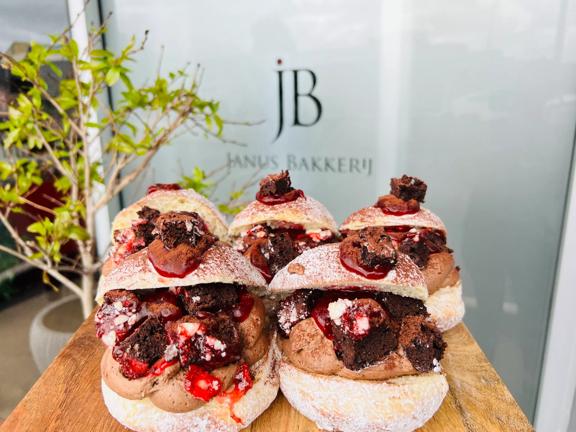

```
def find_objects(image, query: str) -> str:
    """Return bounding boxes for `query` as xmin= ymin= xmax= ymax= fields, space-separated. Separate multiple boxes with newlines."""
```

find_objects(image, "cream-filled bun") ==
xmin=340 ymin=175 xmax=464 ymax=331
xmin=229 ymin=171 xmax=339 ymax=282
xmin=109 ymin=184 xmax=228 ymax=267
xmin=101 ymin=344 xmax=279 ymax=432
xmin=95 ymin=211 xmax=278 ymax=432
xmin=269 ymin=230 xmax=448 ymax=432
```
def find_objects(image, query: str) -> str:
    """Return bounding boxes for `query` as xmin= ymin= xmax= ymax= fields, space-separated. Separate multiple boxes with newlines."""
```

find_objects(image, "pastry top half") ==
xmin=97 ymin=242 xmax=266 ymax=302
xmin=340 ymin=174 xmax=445 ymax=234
xmin=99 ymin=210 xmax=265 ymax=302
xmin=112 ymin=184 xmax=229 ymax=241
xmin=269 ymin=242 xmax=427 ymax=301
xmin=228 ymin=171 xmax=338 ymax=237
xmin=341 ymin=206 xmax=445 ymax=233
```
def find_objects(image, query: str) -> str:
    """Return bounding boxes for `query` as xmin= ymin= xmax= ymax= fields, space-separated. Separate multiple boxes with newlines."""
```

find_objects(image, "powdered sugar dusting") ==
xmin=113 ymin=188 xmax=229 ymax=241
xmin=277 ymin=305 xmax=304 ymax=337
xmin=340 ymin=206 xmax=446 ymax=233
xmin=269 ymin=244 xmax=428 ymax=301
xmin=96 ymin=243 xmax=266 ymax=302
xmin=279 ymin=360 xmax=448 ymax=432
xmin=229 ymin=195 xmax=338 ymax=236
xmin=425 ymin=282 xmax=465 ymax=332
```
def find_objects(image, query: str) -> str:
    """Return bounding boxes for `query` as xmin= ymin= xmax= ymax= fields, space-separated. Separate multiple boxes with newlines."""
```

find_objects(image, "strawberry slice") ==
xmin=184 ymin=365 xmax=223 ymax=402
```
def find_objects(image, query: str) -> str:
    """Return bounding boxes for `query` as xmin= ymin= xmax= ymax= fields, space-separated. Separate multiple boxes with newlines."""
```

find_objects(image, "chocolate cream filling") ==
xmin=280 ymin=318 xmax=417 ymax=380
xmin=150 ymin=364 xmax=237 ymax=412
xmin=100 ymin=294 xmax=268 ymax=413
xmin=276 ymin=290 xmax=445 ymax=380
xmin=421 ymin=252 xmax=460 ymax=294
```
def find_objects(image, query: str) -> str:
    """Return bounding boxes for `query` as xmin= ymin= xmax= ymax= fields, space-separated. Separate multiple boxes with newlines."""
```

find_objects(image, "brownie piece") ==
xmin=328 ymin=297 xmax=398 ymax=370
xmin=359 ymin=231 xmax=397 ymax=269
xmin=112 ymin=317 xmax=168 ymax=379
xmin=203 ymin=315 xmax=242 ymax=366
xmin=333 ymin=323 xmax=398 ymax=370
xmin=399 ymin=229 xmax=450 ymax=268
xmin=132 ymin=206 xmax=160 ymax=245
xmin=258 ymin=171 xmax=294 ymax=198
xmin=265 ymin=232 xmax=299 ymax=275
xmin=95 ymin=289 xmax=142 ymax=344
xmin=137 ymin=206 xmax=160 ymax=223
xmin=166 ymin=316 xmax=202 ymax=367
xmin=154 ymin=211 xmax=216 ymax=251
xmin=340 ymin=227 xmax=397 ymax=270
xmin=277 ymin=289 xmax=320 ymax=337
xmin=167 ymin=314 xmax=241 ymax=369
xmin=399 ymin=316 xmax=446 ymax=372
xmin=419 ymin=229 xmax=450 ymax=254
xmin=390 ymin=175 xmax=427 ymax=202
xmin=179 ymin=284 xmax=240 ymax=315
xmin=399 ymin=237 xmax=430 ymax=268
xmin=379 ymin=293 xmax=428 ymax=320
xmin=142 ymin=289 xmax=183 ymax=323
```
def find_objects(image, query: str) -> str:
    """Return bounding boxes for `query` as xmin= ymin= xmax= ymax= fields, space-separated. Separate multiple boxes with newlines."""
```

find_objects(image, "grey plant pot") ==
xmin=29 ymin=296 xmax=83 ymax=372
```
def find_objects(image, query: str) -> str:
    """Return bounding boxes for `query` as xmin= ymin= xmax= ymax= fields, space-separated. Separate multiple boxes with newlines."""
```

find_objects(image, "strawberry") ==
xmin=184 ymin=365 xmax=223 ymax=401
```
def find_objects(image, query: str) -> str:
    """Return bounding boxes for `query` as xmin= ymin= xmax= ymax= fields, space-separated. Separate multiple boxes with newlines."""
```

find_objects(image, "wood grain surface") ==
xmin=1 ymin=315 xmax=533 ymax=432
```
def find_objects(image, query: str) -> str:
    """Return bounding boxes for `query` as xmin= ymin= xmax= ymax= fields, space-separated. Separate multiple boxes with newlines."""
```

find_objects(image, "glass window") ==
xmin=101 ymin=0 xmax=576 ymax=419
xmin=0 ymin=0 xmax=69 ymax=52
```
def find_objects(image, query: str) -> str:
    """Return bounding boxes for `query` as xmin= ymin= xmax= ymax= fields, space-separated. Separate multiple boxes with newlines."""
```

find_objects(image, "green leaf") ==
xmin=46 ymin=61 xmax=63 ymax=78
xmin=91 ymin=49 xmax=111 ymax=59
xmin=217 ymin=203 xmax=245 ymax=216
xmin=54 ymin=176 xmax=71 ymax=193
xmin=27 ymin=221 xmax=47 ymax=236
xmin=68 ymin=225 xmax=89 ymax=241
xmin=106 ymin=68 xmax=121 ymax=86
xmin=214 ymin=114 xmax=224 ymax=135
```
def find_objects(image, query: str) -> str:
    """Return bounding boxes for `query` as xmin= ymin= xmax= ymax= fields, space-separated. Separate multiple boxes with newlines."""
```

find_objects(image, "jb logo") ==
xmin=274 ymin=60 xmax=322 ymax=141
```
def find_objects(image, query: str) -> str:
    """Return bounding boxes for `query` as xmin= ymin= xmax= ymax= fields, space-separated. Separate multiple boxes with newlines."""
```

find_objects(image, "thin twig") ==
xmin=0 ymin=244 xmax=83 ymax=297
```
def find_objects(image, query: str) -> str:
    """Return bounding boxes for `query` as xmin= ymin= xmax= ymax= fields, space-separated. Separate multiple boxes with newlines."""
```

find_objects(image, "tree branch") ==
xmin=0 ymin=244 xmax=83 ymax=298
xmin=33 ymin=123 xmax=70 ymax=179
xmin=0 ymin=211 xmax=34 ymax=256
xmin=0 ymin=52 xmax=85 ymax=138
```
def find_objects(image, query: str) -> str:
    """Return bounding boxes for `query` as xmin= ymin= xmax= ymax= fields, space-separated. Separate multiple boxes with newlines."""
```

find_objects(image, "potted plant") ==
xmin=0 ymin=23 xmax=241 ymax=369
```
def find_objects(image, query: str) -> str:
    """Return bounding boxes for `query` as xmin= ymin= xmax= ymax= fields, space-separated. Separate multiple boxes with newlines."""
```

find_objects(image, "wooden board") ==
xmin=1 ymin=314 xmax=533 ymax=432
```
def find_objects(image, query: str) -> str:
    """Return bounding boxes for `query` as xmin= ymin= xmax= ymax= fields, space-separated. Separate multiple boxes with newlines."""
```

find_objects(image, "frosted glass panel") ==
xmin=0 ymin=0 xmax=69 ymax=51
xmin=101 ymin=0 xmax=576 ymax=419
